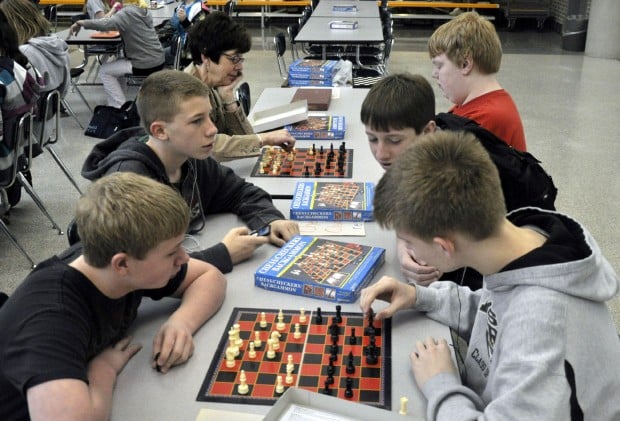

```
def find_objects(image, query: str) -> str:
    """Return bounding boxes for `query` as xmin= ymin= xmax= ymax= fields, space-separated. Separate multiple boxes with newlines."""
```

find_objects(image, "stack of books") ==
xmin=288 ymin=59 xmax=341 ymax=87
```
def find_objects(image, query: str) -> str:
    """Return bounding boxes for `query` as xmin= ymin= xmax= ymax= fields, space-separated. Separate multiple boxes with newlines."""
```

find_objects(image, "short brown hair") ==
xmin=428 ymin=12 xmax=502 ymax=74
xmin=136 ymin=70 xmax=210 ymax=134
xmin=374 ymin=130 xmax=506 ymax=241
xmin=76 ymin=172 xmax=190 ymax=267
xmin=360 ymin=73 xmax=436 ymax=133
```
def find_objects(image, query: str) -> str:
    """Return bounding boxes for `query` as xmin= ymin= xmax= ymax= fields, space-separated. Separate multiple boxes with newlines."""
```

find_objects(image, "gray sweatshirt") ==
xmin=82 ymin=5 xmax=164 ymax=70
xmin=20 ymin=36 xmax=70 ymax=98
xmin=414 ymin=208 xmax=620 ymax=420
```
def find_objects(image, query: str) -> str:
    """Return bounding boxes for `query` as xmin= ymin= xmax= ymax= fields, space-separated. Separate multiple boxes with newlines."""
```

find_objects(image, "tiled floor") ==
xmin=1 ymin=19 xmax=619 ymax=330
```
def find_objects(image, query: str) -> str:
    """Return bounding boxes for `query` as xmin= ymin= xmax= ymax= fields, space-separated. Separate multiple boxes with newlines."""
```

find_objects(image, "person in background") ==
xmin=0 ymin=172 xmax=227 ymax=419
xmin=428 ymin=12 xmax=527 ymax=151
xmin=361 ymin=130 xmax=620 ymax=420
xmin=68 ymin=0 xmax=165 ymax=108
xmin=0 ymin=9 xmax=39 ymax=211
xmin=186 ymin=12 xmax=295 ymax=162
xmin=163 ymin=0 xmax=208 ymax=66
xmin=1 ymin=0 xmax=70 ymax=144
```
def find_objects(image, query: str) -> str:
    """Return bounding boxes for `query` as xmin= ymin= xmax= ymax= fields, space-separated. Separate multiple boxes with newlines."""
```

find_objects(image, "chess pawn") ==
xmin=286 ymin=354 xmax=295 ymax=373
xmin=399 ymin=396 xmax=409 ymax=415
xmin=276 ymin=309 xmax=286 ymax=331
xmin=237 ymin=370 xmax=249 ymax=395
xmin=293 ymin=323 xmax=302 ymax=339
xmin=225 ymin=348 xmax=236 ymax=368
xmin=266 ymin=338 xmax=276 ymax=359
xmin=248 ymin=342 xmax=257 ymax=359
xmin=285 ymin=365 xmax=294 ymax=385
xmin=299 ymin=308 xmax=306 ymax=323
xmin=253 ymin=330 xmax=262 ymax=348
xmin=259 ymin=312 xmax=267 ymax=329
xmin=275 ymin=375 xmax=285 ymax=394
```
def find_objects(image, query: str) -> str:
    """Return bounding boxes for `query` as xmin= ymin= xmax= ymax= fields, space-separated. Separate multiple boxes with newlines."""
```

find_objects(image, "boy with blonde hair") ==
xmin=361 ymin=131 xmax=620 ymax=419
xmin=428 ymin=12 xmax=526 ymax=151
xmin=0 ymin=172 xmax=227 ymax=419
xmin=82 ymin=70 xmax=299 ymax=274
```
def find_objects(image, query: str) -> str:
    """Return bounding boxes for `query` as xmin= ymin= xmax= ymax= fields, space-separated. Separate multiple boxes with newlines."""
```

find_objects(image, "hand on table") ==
xmin=410 ymin=336 xmax=456 ymax=389
xmin=68 ymin=22 xmax=83 ymax=38
xmin=397 ymin=238 xmax=442 ymax=286
xmin=222 ymin=226 xmax=269 ymax=265
xmin=90 ymin=336 xmax=142 ymax=375
xmin=152 ymin=320 xmax=194 ymax=374
xmin=359 ymin=275 xmax=417 ymax=320
xmin=267 ymin=220 xmax=299 ymax=247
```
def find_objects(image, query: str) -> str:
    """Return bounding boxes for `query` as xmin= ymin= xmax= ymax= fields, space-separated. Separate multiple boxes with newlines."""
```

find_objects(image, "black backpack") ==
xmin=435 ymin=112 xmax=558 ymax=212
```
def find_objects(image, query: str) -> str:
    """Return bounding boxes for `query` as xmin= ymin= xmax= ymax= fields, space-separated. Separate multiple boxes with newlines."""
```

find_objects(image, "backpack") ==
xmin=435 ymin=112 xmax=558 ymax=212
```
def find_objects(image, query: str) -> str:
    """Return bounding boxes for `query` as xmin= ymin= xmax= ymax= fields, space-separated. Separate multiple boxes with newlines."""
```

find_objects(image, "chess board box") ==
xmin=288 ymin=78 xmax=334 ymax=87
xmin=290 ymin=181 xmax=374 ymax=221
xmin=248 ymin=100 xmax=308 ymax=133
xmin=264 ymin=388 xmax=396 ymax=421
xmin=255 ymin=235 xmax=385 ymax=303
xmin=288 ymin=59 xmax=341 ymax=80
xmin=284 ymin=116 xmax=345 ymax=140
xmin=290 ymin=88 xmax=333 ymax=111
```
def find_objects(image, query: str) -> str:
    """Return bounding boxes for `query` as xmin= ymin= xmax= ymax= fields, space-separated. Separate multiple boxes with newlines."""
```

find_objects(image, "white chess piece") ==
xmin=259 ymin=312 xmax=267 ymax=328
xmin=299 ymin=308 xmax=306 ymax=323
xmin=248 ymin=342 xmax=257 ymax=359
xmin=253 ymin=330 xmax=262 ymax=348
xmin=266 ymin=338 xmax=276 ymax=359
xmin=399 ymin=396 xmax=409 ymax=415
xmin=293 ymin=322 xmax=302 ymax=339
xmin=275 ymin=375 xmax=285 ymax=394
xmin=225 ymin=348 xmax=236 ymax=368
xmin=237 ymin=370 xmax=249 ymax=395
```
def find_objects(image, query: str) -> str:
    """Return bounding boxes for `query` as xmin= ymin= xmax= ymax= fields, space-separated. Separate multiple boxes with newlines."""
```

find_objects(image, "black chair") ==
xmin=235 ymin=82 xmax=251 ymax=116
xmin=63 ymin=67 xmax=91 ymax=130
xmin=223 ymin=0 xmax=234 ymax=16
xmin=1 ymin=112 xmax=37 ymax=268
xmin=36 ymin=90 xmax=83 ymax=194
xmin=274 ymin=32 xmax=289 ymax=83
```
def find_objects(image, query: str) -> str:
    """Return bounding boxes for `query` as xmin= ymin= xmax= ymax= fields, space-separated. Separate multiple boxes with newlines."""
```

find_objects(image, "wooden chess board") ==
xmin=250 ymin=145 xmax=353 ymax=178
xmin=196 ymin=307 xmax=391 ymax=409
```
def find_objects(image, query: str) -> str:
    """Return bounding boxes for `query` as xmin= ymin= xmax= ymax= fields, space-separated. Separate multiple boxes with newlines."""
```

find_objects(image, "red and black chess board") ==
xmin=296 ymin=241 xmax=364 ymax=285
xmin=196 ymin=307 xmax=391 ymax=409
xmin=250 ymin=145 xmax=354 ymax=178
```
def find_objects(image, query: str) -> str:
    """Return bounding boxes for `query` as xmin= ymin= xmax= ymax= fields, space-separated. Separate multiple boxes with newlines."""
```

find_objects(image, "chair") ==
xmin=36 ymin=90 xmax=83 ymax=195
xmin=61 ymin=68 xmax=91 ymax=130
xmin=43 ymin=5 xmax=58 ymax=32
xmin=1 ymin=112 xmax=37 ymax=268
xmin=235 ymin=82 xmax=251 ymax=115
xmin=274 ymin=32 xmax=289 ymax=83
xmin=223 ymin=0 xmax=234 ymax=16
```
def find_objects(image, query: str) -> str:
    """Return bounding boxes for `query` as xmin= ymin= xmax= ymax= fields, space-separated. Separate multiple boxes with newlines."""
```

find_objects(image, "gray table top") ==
xmin=109 ymin=200 xmax=451 ymax=420
xmin=295 ymin=16 xmax=384 ymax=43
xmin=312 ymin=0 xmax=380 ymax=18
xmin=223 ymin=87 xmax=385 ymax=198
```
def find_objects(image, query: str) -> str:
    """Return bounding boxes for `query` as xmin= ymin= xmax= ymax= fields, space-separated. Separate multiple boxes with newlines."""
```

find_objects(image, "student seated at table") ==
xmin=185 ymin=12 xmax=295 ymax=162
xmin=68 ymin=0 xmax=165 ymax=108
xmin=85 ymin=0 xmax=122 ymax=19
xmin=0 ymin=172 xmax=227 ymax=420
xmin=81 ymin=70 xmax=299 ymax=274
xmin=163 ymin=0 xmax=208 ymax=66
xmin=428 ymin=12 xmax=527 ymax=151
xmin=360 ymin=131 xmax=620 ymax=420
xmin=361 ymin=72 xmax=547 ymax=290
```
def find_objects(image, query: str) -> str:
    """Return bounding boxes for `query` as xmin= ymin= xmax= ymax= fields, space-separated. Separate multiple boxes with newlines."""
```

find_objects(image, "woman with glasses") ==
xmin=186 ymin=11 xmax=295 ymax=162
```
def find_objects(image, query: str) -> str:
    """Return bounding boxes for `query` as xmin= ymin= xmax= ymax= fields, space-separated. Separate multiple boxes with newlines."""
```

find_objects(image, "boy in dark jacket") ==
xmin=82 ymin=70 xmax=299 ymax=274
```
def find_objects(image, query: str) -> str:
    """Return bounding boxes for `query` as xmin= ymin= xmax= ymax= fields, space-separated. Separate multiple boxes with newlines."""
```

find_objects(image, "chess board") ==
xmin=250 ymin=145 xmax=354 ymax=178
xmin=196 ymin=307 xmax=392 ymax=409
xmin=317 ymin=182 xmax=361 ymax=209
xmin=296 ymin=241 xmax=364 ymax=285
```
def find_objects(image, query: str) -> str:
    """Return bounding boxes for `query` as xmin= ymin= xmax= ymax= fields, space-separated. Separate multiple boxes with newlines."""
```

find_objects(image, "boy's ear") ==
xmin=461 ymin=57 xmax=474 ymax=74
xmin=110 ymin=253 xmax=130 ymax=276
xmin=433 ymin=236 xmax=455 ymax=258
xmin=423 ymin=120 xmax=437 ymax=134
xmin=149 ymin=120 xmax=168 ymax=141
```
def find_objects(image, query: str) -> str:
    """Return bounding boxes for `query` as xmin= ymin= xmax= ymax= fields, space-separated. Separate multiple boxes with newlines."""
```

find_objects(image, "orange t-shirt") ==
xmin=450 ymin=89 xmax=527 ymax=152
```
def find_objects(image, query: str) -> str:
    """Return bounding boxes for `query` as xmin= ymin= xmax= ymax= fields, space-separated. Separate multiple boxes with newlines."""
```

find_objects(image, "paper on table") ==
xmin=280 ymin=403 xmax=358 ymax=421
xmin=195 ymin=408 xmax=263 ymax=421
xmin=298 ymin=221 xmax=365 ymax=236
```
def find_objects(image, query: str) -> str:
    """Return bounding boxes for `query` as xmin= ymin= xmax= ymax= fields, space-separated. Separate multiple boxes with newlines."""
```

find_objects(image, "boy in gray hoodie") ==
xmin=361 ymin=130 xmax=620 ymax=420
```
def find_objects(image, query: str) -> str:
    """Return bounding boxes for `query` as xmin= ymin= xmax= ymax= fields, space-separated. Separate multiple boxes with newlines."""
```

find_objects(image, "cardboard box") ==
xmin=284 ymin=116 xmax=346 ymax=140
xmin=290 ymin=181 xmax=374 ymax=221
xmin=264 ymin=388 xmax=400 ymax=421
xmin=248 ymin=100 xmax=308 ymax=133
xmin=290 ymin=88 xmax=332 ymax=111
xmin=288 ymin=78 xmax=334 ymax=87
xmin=255 ymin=235 xmax=385 ymax=303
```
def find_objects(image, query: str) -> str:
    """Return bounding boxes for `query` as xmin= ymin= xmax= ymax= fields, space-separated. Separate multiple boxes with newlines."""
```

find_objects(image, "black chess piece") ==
xmin=327 ymin=359 xmax=335 ymax=376
xmin=304 ymin=165 xmax=310 ymax=177
xmin=349 ymin=327 xmax=357 ymax=345
xmin=322 ymin=379 xmax=332 ymax=395
xmin=315 ymin=307 xmax=323 ymax=324
xmin=335 ymin=305 xmax=342 ymax=323
xmin=346 ymin=357 xmax=355 ymax=374
xmin=344 ymin=377 xmax=354 ymax=398
xmin=331 ymin=333 xmax=338 ymax=345
xmin=326 ymin=374 xmax=334 ymax=385
xmin=314 ymin=162 xmax=322 ymax=175
xmin=320 ymin=145 xmax=324 ymax=155
xmin=330 ymin=343 xmax=338 ymax=356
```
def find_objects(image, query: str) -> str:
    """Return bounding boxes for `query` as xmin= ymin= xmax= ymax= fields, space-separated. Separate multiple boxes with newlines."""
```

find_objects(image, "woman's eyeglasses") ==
xmin=221 ymin=53 xmax=245 ymax=65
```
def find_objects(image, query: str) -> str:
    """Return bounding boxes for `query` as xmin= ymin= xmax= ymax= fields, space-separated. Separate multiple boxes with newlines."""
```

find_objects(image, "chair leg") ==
xmin=16 ymin=172 xmax=64 ymax=235
xmin=60 ymin=99 xmax=85 ymax=129
xmin=0 ymin=219 xmax=36 ymax=268
xmin=45 ymin=145 xmax=84 ymax=195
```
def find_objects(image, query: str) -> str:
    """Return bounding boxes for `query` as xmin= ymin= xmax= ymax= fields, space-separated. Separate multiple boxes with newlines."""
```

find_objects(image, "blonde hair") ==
xmin=0 ymin=0 xmax=50 ymax=45
xmin=428 ymin=11 xmax=502 ymax=74
xmin=76 ymin=172 xmax=190 ymax=267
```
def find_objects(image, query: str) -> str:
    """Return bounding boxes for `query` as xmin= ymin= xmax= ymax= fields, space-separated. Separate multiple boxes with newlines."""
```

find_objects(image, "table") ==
xmin=223 ymin=87 xmax=385 ymax=198
xmin=296 ymin=16 xmax=383 ymax=46
xmin=109 ymin=200 xmax=454 ymax=420
xmin=312 ymin=0 xmax=380 ymax=18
